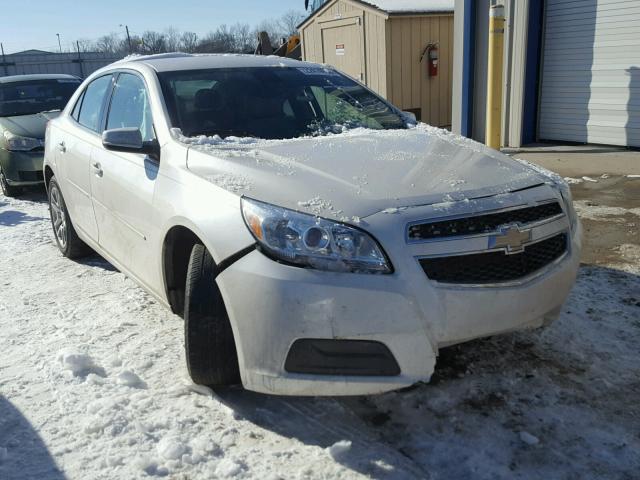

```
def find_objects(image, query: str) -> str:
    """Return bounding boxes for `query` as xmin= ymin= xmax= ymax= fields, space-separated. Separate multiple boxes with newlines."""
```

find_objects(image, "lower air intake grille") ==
xmin=419 ymin=233 xmax=568 ymax=284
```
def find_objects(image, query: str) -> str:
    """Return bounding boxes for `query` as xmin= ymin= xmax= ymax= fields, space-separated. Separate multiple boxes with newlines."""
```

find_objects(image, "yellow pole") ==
xmin=486 ymin=4 xmax=505 ymax=149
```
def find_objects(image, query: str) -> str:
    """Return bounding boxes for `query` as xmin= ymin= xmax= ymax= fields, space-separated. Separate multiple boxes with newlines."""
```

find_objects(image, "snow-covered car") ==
xmin=43 ymin=54 xmax=581 ymax=396
xmin=0 ymin=74 xmax=81 ymax=196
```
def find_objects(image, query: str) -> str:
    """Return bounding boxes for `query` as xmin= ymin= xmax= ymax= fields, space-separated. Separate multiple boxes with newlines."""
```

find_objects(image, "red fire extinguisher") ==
xmin=420 ymin=43 xmax=439 ymax=77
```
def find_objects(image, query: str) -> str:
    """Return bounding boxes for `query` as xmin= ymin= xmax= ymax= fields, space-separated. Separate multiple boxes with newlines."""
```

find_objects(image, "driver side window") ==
xmin=106 ymin=73 xmax=155 ymax=143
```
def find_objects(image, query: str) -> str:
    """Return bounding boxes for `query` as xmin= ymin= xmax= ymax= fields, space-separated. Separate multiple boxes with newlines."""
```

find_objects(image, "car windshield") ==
xmin=158 ymin=66 xmax=406 ymax=139
xmin=0 ymin=78 xmax=80 ymax=117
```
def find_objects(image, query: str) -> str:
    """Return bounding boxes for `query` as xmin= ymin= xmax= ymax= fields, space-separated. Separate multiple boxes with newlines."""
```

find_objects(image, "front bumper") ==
xmin=216 ymin=221 xmax=581 ymax=396
xmin=0 ymin=148 xmax=45 ymax=186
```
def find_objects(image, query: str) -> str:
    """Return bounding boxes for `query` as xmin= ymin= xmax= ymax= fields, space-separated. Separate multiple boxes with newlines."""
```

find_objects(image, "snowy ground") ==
xmin=0 ymin=186 xmax=638 ymax=480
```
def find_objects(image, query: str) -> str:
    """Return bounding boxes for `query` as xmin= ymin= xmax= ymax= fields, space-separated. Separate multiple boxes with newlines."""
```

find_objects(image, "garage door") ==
xmin=321 ymin=18 xmax=365 ymax=82
xmin=538 ymin=0 xmax=640 ymax=147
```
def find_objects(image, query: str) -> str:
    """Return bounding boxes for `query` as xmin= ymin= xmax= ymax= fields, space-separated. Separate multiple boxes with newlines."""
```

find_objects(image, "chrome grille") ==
xmin=408 ymin=202 xmax=563 ymax=241
xmin=419 ymin=233 xmax=568 ymax=284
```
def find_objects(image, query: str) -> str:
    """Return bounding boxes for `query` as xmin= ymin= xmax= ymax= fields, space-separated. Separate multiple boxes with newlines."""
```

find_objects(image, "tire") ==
xmin=184 ymin=244 xmax=240 ymax=387
xmin=0 ymin=167 xmax=21 ymax=197
xmin=48 ymin=176 xmax=92 ymax=259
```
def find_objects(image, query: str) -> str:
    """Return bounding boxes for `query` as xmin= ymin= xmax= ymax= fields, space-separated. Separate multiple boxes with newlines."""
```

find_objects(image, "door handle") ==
xmin=58 ymin=141 xmax=66 ymax=153
xmin=92 ymin=162 xmax=103 ymax=177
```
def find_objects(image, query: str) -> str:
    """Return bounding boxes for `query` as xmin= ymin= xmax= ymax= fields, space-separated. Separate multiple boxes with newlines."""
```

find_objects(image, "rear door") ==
xmin=90 ymin=71 xmax=160 ymax=287
xmin=57 ymin=74 xmax=113 ymax=242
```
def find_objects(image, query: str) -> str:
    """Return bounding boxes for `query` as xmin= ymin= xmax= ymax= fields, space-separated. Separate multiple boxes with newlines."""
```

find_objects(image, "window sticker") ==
xmin=297 ymin=67 xmax=341 ymax=77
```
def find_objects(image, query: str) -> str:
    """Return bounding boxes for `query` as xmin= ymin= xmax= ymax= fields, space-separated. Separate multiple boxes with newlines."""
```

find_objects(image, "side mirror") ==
xmin=102 ymin=127 xmax=159 ymax=159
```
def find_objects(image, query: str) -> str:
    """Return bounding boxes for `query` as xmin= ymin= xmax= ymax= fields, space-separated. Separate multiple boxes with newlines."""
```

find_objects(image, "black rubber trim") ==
xmin=285 ymin=339 xmax=401 ymax=376
xmin=215 ymin=244 xmax=256 ymax=277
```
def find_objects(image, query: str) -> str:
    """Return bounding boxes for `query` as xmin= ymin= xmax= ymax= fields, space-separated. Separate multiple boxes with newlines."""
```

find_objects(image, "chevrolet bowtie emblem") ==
xmin=489 ymin=225 xmax=532 ymax=254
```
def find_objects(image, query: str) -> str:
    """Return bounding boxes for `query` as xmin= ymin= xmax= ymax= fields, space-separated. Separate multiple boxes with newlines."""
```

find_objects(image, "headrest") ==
xmin=194 ymin=89 xmax=218 ymax=110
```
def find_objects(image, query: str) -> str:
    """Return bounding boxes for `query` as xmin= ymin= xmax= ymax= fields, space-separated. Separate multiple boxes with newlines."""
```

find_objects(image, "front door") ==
xmin=90 ymin=72 xmax=160 ymax=289
xmin=321 ymin=18 xmax=365 ymax=82
xmin=58 ymin=74 xmax=113 ymax=242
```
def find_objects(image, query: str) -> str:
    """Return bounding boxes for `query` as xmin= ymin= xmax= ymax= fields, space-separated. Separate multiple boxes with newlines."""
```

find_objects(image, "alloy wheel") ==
xmin=49 ymin=184 xmax=67 ymax=249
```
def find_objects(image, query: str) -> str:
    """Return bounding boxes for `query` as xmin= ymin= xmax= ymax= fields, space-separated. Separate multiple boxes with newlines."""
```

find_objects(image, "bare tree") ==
xmin=141 ymin=31 xmax=167 ymax=54
xmin=253 ymin=19 xmax=285 ymax=46
xmin=95 ymin=33 xmax=121 ymax=54
xmin=279 ymin=10 xmax=306 ymax=36
xmin=230 ymin=23 xmax=253 ymax=53
xmin=197 ymin=24 xmax=236 ymax=53
xmin=72 ymin=11 xmax=305 ymax=56
xmin=180 ymin=31 xmax=199 ymax=53
xmin=164 ymin=27 xmax=182 ymax=52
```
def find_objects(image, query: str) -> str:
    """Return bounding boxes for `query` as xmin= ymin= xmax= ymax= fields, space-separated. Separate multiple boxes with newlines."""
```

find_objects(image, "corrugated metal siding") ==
xmin=387 ymin=15 xmax=454 ymax=128
xmin=539 ymin=0 xmax=640 ymax=147
xmin=0 ymin=52 xmax=122 ymax=79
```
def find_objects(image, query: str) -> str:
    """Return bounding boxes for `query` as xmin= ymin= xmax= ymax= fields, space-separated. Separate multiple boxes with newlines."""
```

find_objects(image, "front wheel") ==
xmin=48 ymin=176 xmax=92 ymax=259
xmin=184 ymin=244 xmax=241 ymax=387
xmin=0 ymin=167 xmax=21 ymax=197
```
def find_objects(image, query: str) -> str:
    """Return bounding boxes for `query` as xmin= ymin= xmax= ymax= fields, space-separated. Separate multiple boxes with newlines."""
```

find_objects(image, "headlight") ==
xmin=555 ymin=178 xmax=578 ymax=232
xmin=3 ymin=131 xmax=44 ymax=152
xmin=241 ymin=197 xmax=392 ymax=274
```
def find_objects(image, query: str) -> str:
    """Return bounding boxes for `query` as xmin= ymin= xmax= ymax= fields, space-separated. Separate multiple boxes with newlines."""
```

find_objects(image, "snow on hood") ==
xmin=181 ymin=125 xmax=547 ymax=220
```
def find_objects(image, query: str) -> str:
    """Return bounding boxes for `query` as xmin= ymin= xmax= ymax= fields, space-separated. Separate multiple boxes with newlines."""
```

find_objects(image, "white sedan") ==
xmin=43 ymin=54 xmax=581 ymax=396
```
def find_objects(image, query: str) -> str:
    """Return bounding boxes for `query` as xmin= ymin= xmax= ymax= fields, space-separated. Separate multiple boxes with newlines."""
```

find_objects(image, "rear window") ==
xmin=0 ymin=78 xmax=80 ymax=117
xmin=158 ymin=67 xmax=406 ymax=139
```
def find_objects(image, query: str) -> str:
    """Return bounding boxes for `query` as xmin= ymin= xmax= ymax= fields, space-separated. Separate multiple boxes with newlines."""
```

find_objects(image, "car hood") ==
xmin=0 ymin=111 xmax=60 ymax=139
xmin=185 ymin=125 xmax=547 ymax=220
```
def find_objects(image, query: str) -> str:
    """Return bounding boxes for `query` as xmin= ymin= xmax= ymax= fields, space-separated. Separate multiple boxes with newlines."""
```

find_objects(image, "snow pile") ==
xmin=215 ymin=458 xmax=245 ymax=478
xmin=116 ymin=370 xmax=146 ymax=389
xmin=327 ymin=440 xmax=352 ymax=460
xmin=564 ymin=177 xmax=583 ymax=184
xmin=573 ymin=200 xmax=640 ymax=221
xmin=57 ymin=349 xmax=105 ymax=377
xmin=171 ymin=128 xmax=260 ymax=147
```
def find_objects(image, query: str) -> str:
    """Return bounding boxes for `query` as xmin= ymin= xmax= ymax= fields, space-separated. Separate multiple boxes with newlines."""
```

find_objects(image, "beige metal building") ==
xmin=299 ymin=0 xmax=454 ymax=128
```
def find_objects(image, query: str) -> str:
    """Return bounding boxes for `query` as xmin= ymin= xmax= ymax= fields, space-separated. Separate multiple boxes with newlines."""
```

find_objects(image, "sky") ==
xmin=0 ymin=0 xmax=305 ymax=54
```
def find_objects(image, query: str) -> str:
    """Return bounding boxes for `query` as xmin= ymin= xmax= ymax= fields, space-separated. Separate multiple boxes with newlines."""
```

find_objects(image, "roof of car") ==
xmin=117 ymin=53 xmax=317 ymax=73
xmin=0 ymin=73 xmax=81 ymax=84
